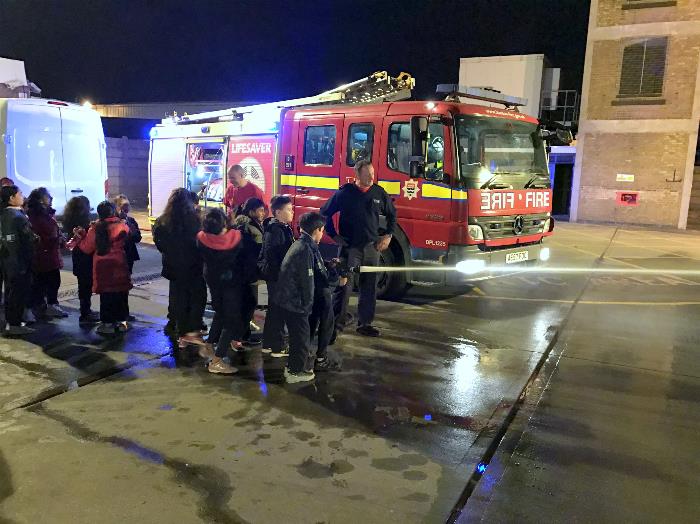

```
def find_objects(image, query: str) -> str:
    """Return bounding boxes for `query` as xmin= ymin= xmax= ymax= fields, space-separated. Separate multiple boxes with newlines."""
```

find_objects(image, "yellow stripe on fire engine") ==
xmin=421 ymin=183 xmax=452 ymax=200
xmin=280 ymin=174 xmax=296 ymax=187
xmin=378 ymin=180 xmax=401 ymax=195
xmin=451 ymin=189 xmax=468 ymax=200
xmin=199 ymin=200 xmax=225 ymax=209
xmin=186 ymin=137 xmax=225 ymax=144
xmin=295 ymin=175 xmax=339 ymax=190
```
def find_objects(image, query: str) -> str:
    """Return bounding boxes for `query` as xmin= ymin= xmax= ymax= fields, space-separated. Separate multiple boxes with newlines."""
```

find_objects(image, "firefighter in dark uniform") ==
xmin=321 ymin=159 xmax=396 ymax=337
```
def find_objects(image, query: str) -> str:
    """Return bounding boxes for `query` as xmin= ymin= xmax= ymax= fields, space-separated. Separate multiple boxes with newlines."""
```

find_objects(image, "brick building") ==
xmin=571 ymin=0 xmax=700 ymax=228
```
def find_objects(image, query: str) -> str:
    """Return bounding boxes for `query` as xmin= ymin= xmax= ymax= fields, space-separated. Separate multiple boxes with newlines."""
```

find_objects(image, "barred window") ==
xmin=618 ymin=37 xmax=667 ymax=98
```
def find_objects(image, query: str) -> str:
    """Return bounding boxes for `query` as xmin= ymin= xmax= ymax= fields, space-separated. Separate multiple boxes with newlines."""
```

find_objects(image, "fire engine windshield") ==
xmin=456 ymin=116 xmax=549 ymax=190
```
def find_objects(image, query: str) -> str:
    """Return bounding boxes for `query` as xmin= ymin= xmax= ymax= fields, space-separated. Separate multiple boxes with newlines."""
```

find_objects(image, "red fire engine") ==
xmin=148 ymin=72 xmax=561 ymax=298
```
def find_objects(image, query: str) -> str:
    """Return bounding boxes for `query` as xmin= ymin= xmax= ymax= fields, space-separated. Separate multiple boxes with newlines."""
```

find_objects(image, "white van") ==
xmin=0 ymin=98 xmax=107 ymax=216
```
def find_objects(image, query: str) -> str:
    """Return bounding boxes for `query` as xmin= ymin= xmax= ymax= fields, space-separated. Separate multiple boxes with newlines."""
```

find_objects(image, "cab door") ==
xmin=380 ymin=116 xmax=454 ymax=257
xmin=339 ymin=115 xmax=382 ymax=188
xmin=294 ymin=115 xmax=343 ymax=220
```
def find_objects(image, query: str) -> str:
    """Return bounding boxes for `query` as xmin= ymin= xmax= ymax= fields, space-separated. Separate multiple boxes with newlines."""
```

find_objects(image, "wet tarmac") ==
xmin=0 ymin=222 xmax=699 ymax=523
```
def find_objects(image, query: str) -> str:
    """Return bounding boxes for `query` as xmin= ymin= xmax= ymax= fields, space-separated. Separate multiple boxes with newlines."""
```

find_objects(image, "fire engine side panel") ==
xmin=227 ymin=135 xmax=277 ymax=206
xmin=149 ymin=137 xmax=185 ymax=218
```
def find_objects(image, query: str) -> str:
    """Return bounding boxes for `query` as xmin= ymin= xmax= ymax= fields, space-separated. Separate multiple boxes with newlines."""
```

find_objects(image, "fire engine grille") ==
xmin=474 ymin=213 xmax=550 ymax=240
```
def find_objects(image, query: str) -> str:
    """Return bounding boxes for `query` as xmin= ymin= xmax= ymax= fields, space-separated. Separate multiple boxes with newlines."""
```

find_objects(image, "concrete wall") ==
xmin=105 ymin=137 xmax=149 ymax=209
xmin=458 ymin=54 xmax=546 ymax=118
xmin=571 ymin=0 xmax=700 ymax=228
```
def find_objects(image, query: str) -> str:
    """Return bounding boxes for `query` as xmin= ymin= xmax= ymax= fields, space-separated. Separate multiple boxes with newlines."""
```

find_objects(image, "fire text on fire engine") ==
xmin=480 ymin=191 xmax=550 ymax=211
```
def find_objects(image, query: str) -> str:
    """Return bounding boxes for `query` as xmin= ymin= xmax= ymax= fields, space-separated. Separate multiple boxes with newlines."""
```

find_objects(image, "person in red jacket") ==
xmin=78 ymin=201 xmax=133 ymax=335
xmin=26 ymin=187 xmax=67 ymax=319
xmin=223 ymin=164 xmax=268 ymax=217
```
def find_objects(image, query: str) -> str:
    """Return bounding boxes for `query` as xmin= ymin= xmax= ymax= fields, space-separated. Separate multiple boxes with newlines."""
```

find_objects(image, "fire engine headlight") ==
xmin=456 ymin=260 xmax=487 ymax=275
xmin=468 ymin=224 xmax=484 ymax=241
xmin=542 ymin=218 xmax=550 ymax=232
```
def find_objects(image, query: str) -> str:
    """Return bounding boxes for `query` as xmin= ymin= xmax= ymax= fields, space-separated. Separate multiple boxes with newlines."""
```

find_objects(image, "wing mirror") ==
xmin=409 ymin=116 xmax=428 ymax=179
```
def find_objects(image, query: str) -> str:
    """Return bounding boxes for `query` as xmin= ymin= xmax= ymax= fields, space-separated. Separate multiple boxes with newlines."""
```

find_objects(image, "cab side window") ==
xmin=346 ymin=123 xmax=374 ymax=166
xmin=388 ymin=122 xmax=445 ymax=178
xmin=425 ymin=123 xmax=445 ymax=180
xmin=387 ymin=122 xmax=410 ymax=173
xmin=304 ymin=125 xmax=336 ymax=166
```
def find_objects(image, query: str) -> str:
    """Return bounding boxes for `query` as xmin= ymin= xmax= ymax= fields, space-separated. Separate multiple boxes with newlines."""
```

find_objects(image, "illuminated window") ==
xmin=618 ymin=37 xmax=667 ymax=98
xmin=184 ymin=142 xmax=225 ymax=203
xmin=346 ymin=123 xmax=374 ymax=166
xmin=304 ymin=126 xmax=336 ymax=166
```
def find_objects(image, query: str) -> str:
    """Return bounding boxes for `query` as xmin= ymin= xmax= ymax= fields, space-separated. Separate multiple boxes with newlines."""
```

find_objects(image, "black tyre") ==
xmin=376 ymin=243 xmax=408 ymax=300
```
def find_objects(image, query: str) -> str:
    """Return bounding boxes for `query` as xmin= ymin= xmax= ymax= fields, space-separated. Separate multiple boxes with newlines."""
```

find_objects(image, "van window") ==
xmin=346 ymin=123 xmax=374 ymax=166
xmin=304 ymin=126 xmax=336 ymax=166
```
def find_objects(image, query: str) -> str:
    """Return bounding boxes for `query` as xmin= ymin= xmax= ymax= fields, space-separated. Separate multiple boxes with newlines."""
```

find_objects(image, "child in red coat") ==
xmin=78 ymin=201 xmax=132 ymax=335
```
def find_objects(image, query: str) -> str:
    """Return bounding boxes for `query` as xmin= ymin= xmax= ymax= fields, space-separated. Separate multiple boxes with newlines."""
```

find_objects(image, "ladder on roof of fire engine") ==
xmin=436 ymin=84 xmax=527 ymax=110
xmin=166 ymin=71 xmax=415 ymax=125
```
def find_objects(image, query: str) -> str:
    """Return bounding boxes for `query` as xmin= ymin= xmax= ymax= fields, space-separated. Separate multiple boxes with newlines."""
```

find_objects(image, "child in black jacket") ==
xmin=114 ymin=194 xmax=141 ymax=273
xmin=309 ymin=257 xmax=347 ymax=371
xmin=258 ymin=195 xmax=294 ymax=357
xmin=0 ymin=185 xmax=37 ymax=336
xmin=234 ymin=197 xmax=265 ymax=343
xmin=64 ymin=196 xmax=99 ymax=324
xmin=276 ymin=212 xmax=346 ymax=383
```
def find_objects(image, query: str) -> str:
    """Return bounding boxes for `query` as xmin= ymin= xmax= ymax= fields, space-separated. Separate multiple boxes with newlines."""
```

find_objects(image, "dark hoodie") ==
xmin=152 ymin=214 xmax=202 ymax=281
xmin=258 ymin=218 xmax=294 ymax=282
xmin=0 ymin=207 xmax=37 ymax=275
xmin=234 ymin=215 xmax=263 ymax=284
xmin=196 ymin=229 xmax=243 ymax=287
xmin=276 ymin=232 xmax=323 ymax=316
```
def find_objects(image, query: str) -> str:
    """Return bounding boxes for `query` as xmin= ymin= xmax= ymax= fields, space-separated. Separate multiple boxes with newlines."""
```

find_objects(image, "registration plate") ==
xmin=505 ymin=251 xmax=529 ymax=264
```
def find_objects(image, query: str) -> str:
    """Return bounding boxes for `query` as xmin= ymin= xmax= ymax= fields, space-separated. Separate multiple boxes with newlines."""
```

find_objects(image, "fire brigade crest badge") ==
xmin=403 ymin=179 xmax=420 ymax=200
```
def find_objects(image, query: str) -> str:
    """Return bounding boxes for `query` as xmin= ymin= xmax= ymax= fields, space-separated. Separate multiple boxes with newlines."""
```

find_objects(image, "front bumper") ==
xmin=445 ymin=241 xmax=544 ymax=285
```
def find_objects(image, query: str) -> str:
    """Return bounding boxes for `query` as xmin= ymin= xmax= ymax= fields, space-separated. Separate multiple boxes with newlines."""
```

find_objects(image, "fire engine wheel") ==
xmin=376 ymin=244 xmax=408 ymax=300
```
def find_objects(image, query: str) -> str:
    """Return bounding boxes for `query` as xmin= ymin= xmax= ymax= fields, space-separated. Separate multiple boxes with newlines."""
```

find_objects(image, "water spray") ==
xmin=350 ymin=263 xmax=700 ymax=278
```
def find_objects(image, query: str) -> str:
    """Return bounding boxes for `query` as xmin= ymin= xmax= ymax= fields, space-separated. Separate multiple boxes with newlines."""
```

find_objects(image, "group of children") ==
xmin=154 ymin=176 xmax=346 ymax=383
xmin=0 ymin=165 xmax=345 ymax=384
xmin=0 ymin=176 xmax=141 ymax=335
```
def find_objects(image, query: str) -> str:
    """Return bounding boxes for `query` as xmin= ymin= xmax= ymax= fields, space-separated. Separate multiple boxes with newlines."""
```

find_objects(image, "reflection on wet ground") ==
xmin=0 ymin=224 xmax=699 ymax=522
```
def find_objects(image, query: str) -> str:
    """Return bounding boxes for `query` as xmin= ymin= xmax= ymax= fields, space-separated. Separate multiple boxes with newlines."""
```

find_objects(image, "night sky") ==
xmin=0 ymin=0 xmax=591 ymax=104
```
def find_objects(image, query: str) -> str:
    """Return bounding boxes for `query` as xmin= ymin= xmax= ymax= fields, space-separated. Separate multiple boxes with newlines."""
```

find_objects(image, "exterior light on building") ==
xmin=82 ymin=100 xmax=93 ymax=109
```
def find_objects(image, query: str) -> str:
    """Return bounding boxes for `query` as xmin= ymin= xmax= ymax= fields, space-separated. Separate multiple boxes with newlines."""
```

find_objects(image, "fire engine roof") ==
xmin=286 ymin=100 xmax=540 ymax=125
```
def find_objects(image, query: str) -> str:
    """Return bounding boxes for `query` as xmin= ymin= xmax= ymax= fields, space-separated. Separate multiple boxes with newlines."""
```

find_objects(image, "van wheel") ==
xmin=376 ymin=242 xmax=408 ymax=300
